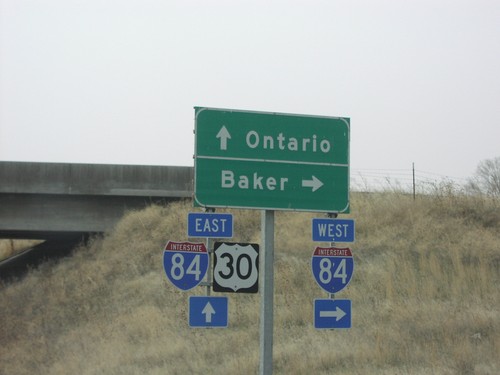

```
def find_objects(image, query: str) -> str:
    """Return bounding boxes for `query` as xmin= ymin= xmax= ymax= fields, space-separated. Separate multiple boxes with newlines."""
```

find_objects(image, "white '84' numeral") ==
xmin=319 ymin=258 xmax=347 ymax=284
xmin=170 ymin=253 xmax=201 ymax=281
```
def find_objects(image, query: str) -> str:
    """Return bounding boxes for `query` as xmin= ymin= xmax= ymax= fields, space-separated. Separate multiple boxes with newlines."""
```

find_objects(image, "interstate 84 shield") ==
xmin=311 ymin=246 xmax=354 ymax=294
xmin=163 ymin=241 xmax=208 ymax=291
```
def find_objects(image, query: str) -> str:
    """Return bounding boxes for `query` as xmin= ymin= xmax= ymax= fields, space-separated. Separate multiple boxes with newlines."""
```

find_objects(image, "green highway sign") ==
xmin=194 ymin=107 xmax=350 ymax=212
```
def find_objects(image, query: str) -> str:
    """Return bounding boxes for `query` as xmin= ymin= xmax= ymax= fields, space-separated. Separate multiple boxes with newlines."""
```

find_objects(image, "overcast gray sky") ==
xmin=1 ymin=0 xmax=499 ymax=187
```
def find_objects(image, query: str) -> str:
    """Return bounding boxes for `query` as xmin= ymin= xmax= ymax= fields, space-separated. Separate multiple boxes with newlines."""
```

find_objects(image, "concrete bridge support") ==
xmin=0 ymin=162 xmax=193 ymax=239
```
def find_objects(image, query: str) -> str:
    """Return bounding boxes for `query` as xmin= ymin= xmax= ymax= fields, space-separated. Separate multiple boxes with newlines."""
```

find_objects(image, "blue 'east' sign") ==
xmin=188 ymin=213 xmax=233 ymax=238
xmin=312 ymin=218 xmax=355 ymax=242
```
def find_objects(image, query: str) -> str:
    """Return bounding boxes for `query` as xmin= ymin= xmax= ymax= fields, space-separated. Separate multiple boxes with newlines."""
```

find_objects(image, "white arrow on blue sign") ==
xmin=312 ymin=218 xmax=355 ymax=242
xmin=189 ymin=296 xmax=228 ymax=328
xmin=314 ymin=299 xmax=352 ymax=329
xmin=188 ymin=212 xmax=233 ymax=238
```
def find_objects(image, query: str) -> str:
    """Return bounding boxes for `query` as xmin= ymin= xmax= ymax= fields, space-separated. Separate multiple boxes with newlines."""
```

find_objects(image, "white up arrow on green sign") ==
xmin=194 ymin=107 xmax=350 ymax=212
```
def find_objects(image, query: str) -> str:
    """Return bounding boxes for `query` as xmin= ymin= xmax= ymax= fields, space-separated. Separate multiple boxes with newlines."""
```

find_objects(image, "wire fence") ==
xmin=350 ymin=167 xmax=469 ymax=194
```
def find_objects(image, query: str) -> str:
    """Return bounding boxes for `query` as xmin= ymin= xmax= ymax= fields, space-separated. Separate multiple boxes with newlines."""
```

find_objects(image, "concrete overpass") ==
xmin=0 ymin=162 xmax=193 ymax=239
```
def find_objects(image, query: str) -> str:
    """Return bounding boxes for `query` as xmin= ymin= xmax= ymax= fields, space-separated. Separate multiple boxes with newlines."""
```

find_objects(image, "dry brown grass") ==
xmin=1 ymin=192 xmax=499 ymax=374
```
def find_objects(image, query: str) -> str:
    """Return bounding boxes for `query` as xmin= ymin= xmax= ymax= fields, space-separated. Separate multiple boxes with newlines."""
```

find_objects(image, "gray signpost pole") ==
xmin=206 ymin=237 xmax=212 ymax=296
xmin=260 ymin=210 xmax=275 ymax=375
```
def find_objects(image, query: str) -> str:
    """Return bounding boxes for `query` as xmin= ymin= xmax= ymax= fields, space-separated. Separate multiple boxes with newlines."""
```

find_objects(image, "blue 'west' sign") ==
xmin=312 ymin=218 xmax=355 ymax=242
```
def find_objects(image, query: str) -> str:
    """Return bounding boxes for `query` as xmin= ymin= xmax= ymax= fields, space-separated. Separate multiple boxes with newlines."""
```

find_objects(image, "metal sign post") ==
xmin=260 ymin=210 xmax=274 ymax=375
xmin=191 ymin=106 xmax=351 ymax=370
xmin=206 ymin=237 xmax=212 ymax=296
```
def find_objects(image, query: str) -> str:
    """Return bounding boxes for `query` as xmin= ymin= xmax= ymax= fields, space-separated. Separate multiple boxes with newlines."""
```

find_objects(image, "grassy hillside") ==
xmin=1 ymin=191 xmax=499 ymax=374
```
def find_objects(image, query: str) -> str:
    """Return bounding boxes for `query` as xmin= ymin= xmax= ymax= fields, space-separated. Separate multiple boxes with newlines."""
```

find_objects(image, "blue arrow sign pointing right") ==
xmin=314 ymin=299 xmax=352 ymax=329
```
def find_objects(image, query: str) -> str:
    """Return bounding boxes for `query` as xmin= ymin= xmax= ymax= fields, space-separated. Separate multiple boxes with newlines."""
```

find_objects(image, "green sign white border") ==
xmin=193 ymin=106 xmax=350 ymax=213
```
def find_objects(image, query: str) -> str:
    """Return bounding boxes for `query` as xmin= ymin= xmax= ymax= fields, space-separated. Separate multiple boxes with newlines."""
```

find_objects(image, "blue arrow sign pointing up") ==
xmin=189 ymin=296 xmax=228 ymax=328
